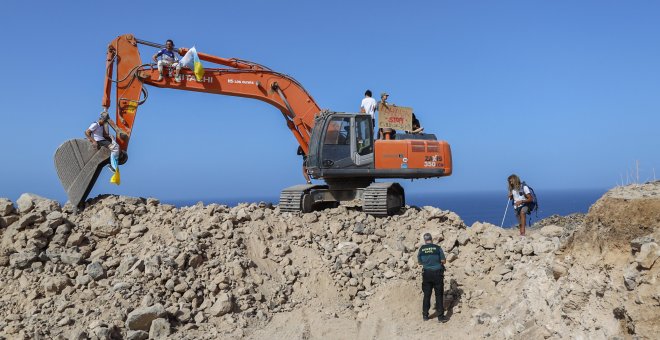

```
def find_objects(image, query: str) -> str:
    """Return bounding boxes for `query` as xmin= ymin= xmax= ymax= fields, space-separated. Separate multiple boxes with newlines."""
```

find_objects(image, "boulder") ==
xmin=540 ymin=224 xmax=563 ymax=238
xmin=43 ymin=276 xmax=72 ymax=295
xmin=86 ymin=262 xmax=106 ymax=280
xmin=126 ymin=304 xmax=167 ymax=331
xmin=90 ymin=207 xmax=121 ymax=237
xmin=60 ymin=248 xmax=83 ymax=265
xmin=532 ymin=241 xmax=554 ymax=254
xmin=16 ymin=193 xmax=36 ymax=213
xmin=18 ymin=212 xmax=41 ymax=229
xmin=209 ymin=293 xmax=233 ymax=317
xmin=126 ymin=331 xmax=149 ymax=340
xmin=337 ymin=242 xmax=359 ymax=256
xmin=0 ymin=198 xmax=15 ymax=216
xmin=623 ymin=266 xmax=639 ymax=290
xmin=457 ymin=231 xmax=470 ymax=246
xmin=631 ymin=235 xmax=656 ymax=252
xmin=635 ymin=242 xmax=660 ymax=269
xmin=9 ymin=250 xmax=38 ymax=269
xmin=551 ymin=262 xmax=568 ymax=280
xmin=479 ymin=231 xmax=500 ymax=250
xmin=149 ymin=318 xmax=170 ymax=339
xmin=17 ymin=193 xmax=59 ymax=213
xmin=443 ymin=232 xmax=459 ymax=251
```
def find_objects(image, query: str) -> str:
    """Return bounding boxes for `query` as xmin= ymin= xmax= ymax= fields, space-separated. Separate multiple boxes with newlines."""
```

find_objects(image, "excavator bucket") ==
xmin=54 ymin=139 xmax=110 ymax=208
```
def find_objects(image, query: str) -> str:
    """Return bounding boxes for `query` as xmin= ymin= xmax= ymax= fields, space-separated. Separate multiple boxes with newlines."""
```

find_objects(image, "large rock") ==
xmin=86 ymin=262 xmax=106 ymax=280
xmin=9 ymin=250 xmax=38 ymax=268
xmin=635 ymin=242 xmax=660 ymax=269
xmin=623 ymin=266 xmax=639 ymax=290
xmin=17 ymin=193 xmax=59 ymax=213
xmin=149 ymin=318 xmax=170 ymax=339
xmin=533 ymin=240 xmax=554 ymax=254
xmin=631 ymin=235 xmax=656 ymax=252
xmin=90 ymin=207 xmax=121 ymax=237
xmin=209 ymin=293 xmax=233 ymax=317
xmin=43 ymin=276 xmax=72 ymax=295
xmin=0 ymin=198 xmax=15 ymax=216
xmin=60 ymin=248 xmax=83 ymax=265
xmin=479 ymin=231 xmax=500 ymax=250
xmin=126 ymin=331 xmax=149 ymax=340
xmin=336 ymin=242 xmax=359 ymax=256
xmin=126 ymin=304 xmax=167 ymax=331
xmin=16 ymin=193 xmax=36 ymax=213
xmin=540 ymin=224 xmax=563 ymax=238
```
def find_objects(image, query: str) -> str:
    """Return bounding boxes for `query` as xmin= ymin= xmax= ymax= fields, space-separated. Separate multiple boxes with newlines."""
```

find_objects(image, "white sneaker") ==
xmin=157 ymin=74 xmax=163 ymax=81
xmin=175 ymin=75 xmax=181 ymax=82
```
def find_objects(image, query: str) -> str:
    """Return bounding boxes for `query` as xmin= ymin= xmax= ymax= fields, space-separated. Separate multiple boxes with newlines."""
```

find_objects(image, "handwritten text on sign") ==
xmin=378 ymin=104 xmax=413 ymax=131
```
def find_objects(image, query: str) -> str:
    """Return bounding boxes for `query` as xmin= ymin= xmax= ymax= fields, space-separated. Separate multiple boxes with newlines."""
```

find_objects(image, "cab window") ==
xmin=324 ymin=117 xmax=351 ymax=145
xmin=355 ymin=116 xmax=373 ymax=155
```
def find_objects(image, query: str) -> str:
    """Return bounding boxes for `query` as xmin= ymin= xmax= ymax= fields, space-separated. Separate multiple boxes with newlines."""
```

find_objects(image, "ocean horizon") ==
xmin=162 ymin=188 xmax=608 ymax=227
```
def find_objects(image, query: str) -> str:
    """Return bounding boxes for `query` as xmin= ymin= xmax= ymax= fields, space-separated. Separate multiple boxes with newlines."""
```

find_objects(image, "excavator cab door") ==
xmin=317 ymin=114 xmax=374 ymax=170
xmin=320 ymin=116 xmax=353 ymax=169
xmin=351 ymin=115 xmax=374 ymax=166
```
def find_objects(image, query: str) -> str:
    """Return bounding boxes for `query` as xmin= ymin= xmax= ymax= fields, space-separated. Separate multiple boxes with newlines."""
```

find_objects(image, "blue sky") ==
xmin=1 ymin=1 xmax=659 ymax=203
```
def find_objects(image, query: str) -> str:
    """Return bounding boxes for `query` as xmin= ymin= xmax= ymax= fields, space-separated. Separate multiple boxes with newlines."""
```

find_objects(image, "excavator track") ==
xmin=362 ymin=182 xmax=405 ymax=216
xmin=279 ymin=184 xmax=327 ymax=213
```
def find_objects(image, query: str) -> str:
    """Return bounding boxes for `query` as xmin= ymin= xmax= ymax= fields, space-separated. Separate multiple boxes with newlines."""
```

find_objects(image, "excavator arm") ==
xmin=104 ymin=34 xmax=321 ymax=154
xmin=55 ymin=34 xmax=322 ymax=207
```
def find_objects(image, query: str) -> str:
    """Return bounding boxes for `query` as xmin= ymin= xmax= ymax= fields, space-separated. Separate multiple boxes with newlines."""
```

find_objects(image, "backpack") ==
xmin=519 ymin=181 xmax=538 ymax=215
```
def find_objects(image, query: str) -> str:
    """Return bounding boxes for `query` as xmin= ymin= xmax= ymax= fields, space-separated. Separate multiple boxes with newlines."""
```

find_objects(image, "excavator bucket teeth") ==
xmin=54 ymin=139 xmax=110 ymax=208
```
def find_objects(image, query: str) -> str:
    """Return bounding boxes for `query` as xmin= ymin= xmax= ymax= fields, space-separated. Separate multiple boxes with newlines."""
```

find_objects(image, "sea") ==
xmin=163 ymin=188 xmax=608 ymax=228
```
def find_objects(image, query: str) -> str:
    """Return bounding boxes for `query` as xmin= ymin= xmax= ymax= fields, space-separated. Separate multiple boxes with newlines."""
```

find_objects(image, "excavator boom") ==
xmin=56 ymin=34 xmax=322 ymax=207
xmin=103 ymin=34 xmax=321 ymax=154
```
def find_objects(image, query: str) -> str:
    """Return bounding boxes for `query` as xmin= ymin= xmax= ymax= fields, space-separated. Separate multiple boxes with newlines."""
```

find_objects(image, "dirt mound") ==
xmin=0 ymin=184 xmax=658 ymax=339
xmin=574 ymin=181 xmax=660 ymax=252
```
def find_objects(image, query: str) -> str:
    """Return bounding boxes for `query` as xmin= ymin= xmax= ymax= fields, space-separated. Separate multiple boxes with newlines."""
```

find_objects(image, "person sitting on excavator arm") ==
xmin=152 ymin=39 xmax=181 ymax=82
xmin=85 ymin=113 xmax=111 ymax=149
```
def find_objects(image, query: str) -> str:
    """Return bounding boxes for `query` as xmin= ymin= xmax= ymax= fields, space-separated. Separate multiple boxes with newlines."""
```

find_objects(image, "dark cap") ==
xmin=381 ymin=92 xmax=389 ymax=97
xmin=99 ymin=112 xmax=110 ymax=122
xmin=423 ymin=233 xmax=432 ymax=241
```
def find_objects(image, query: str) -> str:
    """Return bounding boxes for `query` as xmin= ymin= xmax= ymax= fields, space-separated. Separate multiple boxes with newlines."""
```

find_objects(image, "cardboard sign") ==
xmin=378 ymin=104 xmax=413 ymax=131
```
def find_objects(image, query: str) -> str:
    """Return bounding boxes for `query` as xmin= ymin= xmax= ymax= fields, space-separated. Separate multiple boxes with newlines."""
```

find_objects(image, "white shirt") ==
xmin=511 ymin=185 xmax=531 ymax=205
xmin=88 ymin=122 xmax=107 ymax=142
xmin=109 ymin=135 xmax=120 ymax=155
xmin=361 ymin=97 xmax=377 ymax=118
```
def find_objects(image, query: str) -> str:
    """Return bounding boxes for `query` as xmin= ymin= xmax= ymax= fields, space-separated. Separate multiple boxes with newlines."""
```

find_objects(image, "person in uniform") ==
xmin=418 ymin=232 xmax=448 ymax=322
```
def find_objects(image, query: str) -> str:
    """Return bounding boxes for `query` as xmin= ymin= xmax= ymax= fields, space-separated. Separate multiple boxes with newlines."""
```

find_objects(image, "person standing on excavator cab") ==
xmin=360 ymin=89 xmax=377 ymax=128
xmin=377 ymin=92 xmax=395 ymax=139
xmin=152 ymin=39 xmax=181 ymax=82
xmin=85 ymin=113 xmax=111 ymax=149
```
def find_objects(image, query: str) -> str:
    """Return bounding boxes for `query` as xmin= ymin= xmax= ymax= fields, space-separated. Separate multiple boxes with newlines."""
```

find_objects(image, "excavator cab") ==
xmin=307 ymin=113 xmax=375 ymax=173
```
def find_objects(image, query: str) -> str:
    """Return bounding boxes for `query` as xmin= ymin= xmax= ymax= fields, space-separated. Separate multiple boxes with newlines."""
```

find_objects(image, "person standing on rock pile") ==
xmin=418 ymin=232 xmax=448 ymax=323
xmin=507 ymin=174 xmax=533 ymax=236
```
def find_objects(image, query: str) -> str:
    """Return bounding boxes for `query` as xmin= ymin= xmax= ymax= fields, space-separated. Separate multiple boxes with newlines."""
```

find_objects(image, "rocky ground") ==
xmin=0 ymin=182 xmax=658 ymax=339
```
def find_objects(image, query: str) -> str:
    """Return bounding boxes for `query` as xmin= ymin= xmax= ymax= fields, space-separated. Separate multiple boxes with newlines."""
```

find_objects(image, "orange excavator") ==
xmin=54 ymin=34 xmax=452 ymax=216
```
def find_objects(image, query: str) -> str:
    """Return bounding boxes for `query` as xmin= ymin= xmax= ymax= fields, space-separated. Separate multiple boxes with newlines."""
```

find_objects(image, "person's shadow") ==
xmin=431 ymin=279 xmax=463 ymax=321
